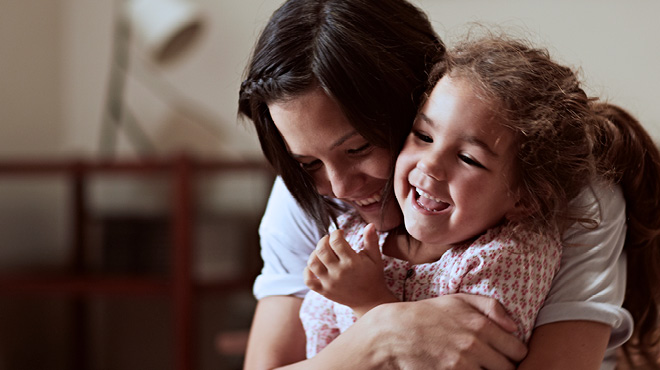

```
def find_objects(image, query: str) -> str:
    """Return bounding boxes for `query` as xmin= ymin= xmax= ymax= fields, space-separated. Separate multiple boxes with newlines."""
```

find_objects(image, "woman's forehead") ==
xmin=268 ymin=88 xmax=360 ymax=154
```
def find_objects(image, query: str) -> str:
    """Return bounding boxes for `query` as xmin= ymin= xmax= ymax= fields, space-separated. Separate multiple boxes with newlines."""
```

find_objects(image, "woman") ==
xmin=238 ymin=0 xmax=638 ymax=368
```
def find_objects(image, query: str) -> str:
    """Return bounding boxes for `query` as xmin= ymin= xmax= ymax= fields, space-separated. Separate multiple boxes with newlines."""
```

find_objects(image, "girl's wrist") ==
xmin=351 ymin=293 xmax=399 ymax=318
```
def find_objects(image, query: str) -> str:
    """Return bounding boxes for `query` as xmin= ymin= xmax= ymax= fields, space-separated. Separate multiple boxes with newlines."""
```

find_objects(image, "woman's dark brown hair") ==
xmin=238 ymin=0 xmax=443 ymax=232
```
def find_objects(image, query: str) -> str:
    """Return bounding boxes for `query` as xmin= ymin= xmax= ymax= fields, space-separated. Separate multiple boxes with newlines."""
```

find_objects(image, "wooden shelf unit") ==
xmin=0 ymin=154 xmax=273 ymax=370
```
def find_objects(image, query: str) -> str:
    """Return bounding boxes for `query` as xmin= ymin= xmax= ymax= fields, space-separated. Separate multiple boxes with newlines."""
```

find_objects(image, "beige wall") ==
xmin=2 ymin=0 xmax=659 ymax=160
xmin=59 ymin=0 xmax=278 ymax=160
xmin=0 ymin=0 xmax=658 ymax=276
xmin=0 ymin=0 xmax=658 ymax=368
xmin=419 ymin=0 xmax=660 ymax=137
xmin=0 ymin=0 xmax=63 ymax=158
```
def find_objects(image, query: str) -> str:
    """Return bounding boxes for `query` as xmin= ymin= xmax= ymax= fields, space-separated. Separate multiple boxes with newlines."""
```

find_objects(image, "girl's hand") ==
xmin=304 ymin=224 xmax=398 ymax=316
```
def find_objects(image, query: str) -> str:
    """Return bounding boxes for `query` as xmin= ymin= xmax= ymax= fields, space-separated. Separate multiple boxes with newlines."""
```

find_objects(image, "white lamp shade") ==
xmin=125 ymin=0 xmax=203 ymax=63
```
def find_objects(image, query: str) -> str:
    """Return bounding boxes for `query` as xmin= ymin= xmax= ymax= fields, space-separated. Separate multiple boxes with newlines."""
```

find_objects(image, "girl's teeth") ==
xmin=415 ymin=188 xmax=450 ymax=212
xmin=416 ymin=188 xmax=442 ymax=203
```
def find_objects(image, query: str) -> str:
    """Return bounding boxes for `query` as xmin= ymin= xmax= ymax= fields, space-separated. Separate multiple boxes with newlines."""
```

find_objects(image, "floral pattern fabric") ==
xmin=300 ymin=212 xmax=562 ymax=358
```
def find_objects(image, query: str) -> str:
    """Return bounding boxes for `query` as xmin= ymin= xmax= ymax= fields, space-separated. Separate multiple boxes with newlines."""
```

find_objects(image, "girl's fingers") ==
xmin=303 ymin=265 xmax=322 ymax=291
xmin=328 ymin=229 xmax=357 ymax=260
xmin=314 ymin=234 xmax=339 ymax=266
xmin=307 ymin=250 xmax=328 ymax=279
xmin=360 ymin=223 xmax=382 ymax=262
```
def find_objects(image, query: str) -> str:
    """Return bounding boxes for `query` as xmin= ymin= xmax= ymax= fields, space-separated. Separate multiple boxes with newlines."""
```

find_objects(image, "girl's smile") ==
xmin=394 ymin=76 xmax=521 ymax=249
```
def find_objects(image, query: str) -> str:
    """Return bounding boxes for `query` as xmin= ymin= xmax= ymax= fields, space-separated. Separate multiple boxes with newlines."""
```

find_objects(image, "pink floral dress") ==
xmin=300 ymin=211 xmax=562 ymax=358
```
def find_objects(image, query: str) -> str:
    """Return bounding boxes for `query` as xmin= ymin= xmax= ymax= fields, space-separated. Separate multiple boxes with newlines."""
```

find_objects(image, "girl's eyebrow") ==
xmin=417 ymin=112 xmax=433 ymax=125
xmin=460 ymin=135 xmax=499 ymax=158
xmin=418 ymin=112 xmax=498 ymax=158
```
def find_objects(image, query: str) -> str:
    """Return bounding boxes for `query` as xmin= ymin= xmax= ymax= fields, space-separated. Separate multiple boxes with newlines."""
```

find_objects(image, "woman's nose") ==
xmin=317 ymin=164 xmax=359 ymax=199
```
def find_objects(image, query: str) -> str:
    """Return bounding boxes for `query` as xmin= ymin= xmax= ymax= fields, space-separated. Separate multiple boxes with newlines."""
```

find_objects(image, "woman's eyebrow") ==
xmin=330 ymin=130 xmax=359 ymax=149
xmin=288 ymin=130 xmax=360 ymax=159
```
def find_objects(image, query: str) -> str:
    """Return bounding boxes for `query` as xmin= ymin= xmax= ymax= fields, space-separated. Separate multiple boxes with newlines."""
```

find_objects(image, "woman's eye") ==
xmin=300 ymin=159 xmax=322 ymax=171
xmin=347 ymin=143 xmax=372 ymax=155
xmin=413 ymin=130 xmax=432 ymax=143
xmin=459 ymin=154 xmax=486 ymax=169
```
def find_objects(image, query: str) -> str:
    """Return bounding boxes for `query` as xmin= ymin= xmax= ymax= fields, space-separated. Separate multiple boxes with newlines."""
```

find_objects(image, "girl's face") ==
xmin=394 ymin=76 xmax=520 ymax=246
xmin=268 ymin=88 xmax=402 ymax=231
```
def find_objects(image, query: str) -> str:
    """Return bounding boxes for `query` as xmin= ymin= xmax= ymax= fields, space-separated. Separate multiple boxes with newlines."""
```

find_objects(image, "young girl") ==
xmin=300 ymin=34 xmax=660 ymax=363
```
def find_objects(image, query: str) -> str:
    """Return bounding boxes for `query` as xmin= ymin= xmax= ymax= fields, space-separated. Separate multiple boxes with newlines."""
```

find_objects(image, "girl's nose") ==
xmin=417 ymin=153 xmax=445 ymax=182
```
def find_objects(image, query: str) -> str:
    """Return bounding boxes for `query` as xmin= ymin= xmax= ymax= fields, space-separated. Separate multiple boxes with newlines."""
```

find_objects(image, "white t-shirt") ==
xmin=253 ymin=177 xmax=633 ymax=368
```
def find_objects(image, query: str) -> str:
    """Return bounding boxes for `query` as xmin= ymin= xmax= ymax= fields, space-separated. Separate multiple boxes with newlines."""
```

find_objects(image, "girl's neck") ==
xmin=382 ymin=232 xmax=451 ymax=265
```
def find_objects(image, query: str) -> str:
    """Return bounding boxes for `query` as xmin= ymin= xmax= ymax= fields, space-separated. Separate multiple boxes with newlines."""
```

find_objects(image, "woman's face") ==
xmin=268 ymin=88 xmax=402 ymax=231
xmin=395 ymin=76 xmax=519 ymax=246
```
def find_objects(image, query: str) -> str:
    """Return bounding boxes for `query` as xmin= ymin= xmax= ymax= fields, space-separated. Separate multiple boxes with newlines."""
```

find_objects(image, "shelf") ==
xmin=0 ymin=273 xmax=256 ymax=296
xmin=0 ymin=153 xmax=273 ymax=370
xmin=0 ymin=273 xmax=170 ymax=295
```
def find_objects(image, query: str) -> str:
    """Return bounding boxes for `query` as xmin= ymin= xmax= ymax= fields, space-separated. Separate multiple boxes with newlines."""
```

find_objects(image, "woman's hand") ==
xmin=316 ymin=294 xmax=528 ymax=370
xmin=245 ymin=293 xmax=526 ymax=370
xmin=304 ymin=224 xmax=397 ymax=316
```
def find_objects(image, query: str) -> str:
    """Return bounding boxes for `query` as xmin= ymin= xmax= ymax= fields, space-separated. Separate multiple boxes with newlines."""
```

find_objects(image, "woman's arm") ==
xmin=249 ymin=179 xmax=527 ymax=369
xmin=320 ymin=295 xmax=527 ymax=370
xmin=518 ymin=321 xmax=610 ymax=370
xmin=270 ymin=294 xmax=527 ymax=370
xmin=518 ymin=182 xmax=632 ymax=369
xmin=244 ymin=296 xmax=307 ymax=370
xmin=245 ymin=295 xmax=527 ymax=370
xmin=244 ymin=294 xmax=527 ymax=370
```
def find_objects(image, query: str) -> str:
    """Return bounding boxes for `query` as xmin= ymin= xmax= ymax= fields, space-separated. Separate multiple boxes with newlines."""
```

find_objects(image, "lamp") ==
xmin=99 ymin=0 xmax=204 ymax=157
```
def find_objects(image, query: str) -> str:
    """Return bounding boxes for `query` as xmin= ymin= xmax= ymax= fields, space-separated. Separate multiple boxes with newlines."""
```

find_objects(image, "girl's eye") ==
xmin=347 ymin=143 xmax=372 ymax=155
xmin=413 ymin=130 xmax=432 ymax=143
xmin=459 ymin=154 xmax=486 ymax=169
xmin=300 ymin=159 xmax=322 ymax=171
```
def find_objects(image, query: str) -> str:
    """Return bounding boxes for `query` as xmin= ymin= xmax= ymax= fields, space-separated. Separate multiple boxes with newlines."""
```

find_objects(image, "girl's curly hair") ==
xmin=426 ymin=33 xmax=660 ymax=368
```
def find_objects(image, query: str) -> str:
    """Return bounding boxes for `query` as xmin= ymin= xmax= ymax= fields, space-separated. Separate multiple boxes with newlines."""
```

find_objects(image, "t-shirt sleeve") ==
xmin=252 ymin=177 xmax=322 ymax=299
xmin=537 ymin=180 xmax=633 ymax=350
xmin=455 ymin=227 xmax=561 ymax=342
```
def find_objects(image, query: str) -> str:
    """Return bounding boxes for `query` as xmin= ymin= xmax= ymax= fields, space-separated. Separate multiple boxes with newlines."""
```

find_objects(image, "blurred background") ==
xmin=0 ymin=0 xmax=658 ymax=369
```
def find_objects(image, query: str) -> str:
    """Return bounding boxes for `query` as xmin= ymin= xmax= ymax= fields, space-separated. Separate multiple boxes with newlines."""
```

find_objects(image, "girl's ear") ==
xmin=503 ymin=190 xmax=529 ymax=223
xmin=504 ymin=202 xmax=529 ymax=223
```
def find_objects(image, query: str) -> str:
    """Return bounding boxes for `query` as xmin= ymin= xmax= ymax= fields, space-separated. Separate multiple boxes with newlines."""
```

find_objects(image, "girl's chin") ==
xmin=357 ymin=210 xmax=401 ymax=232
xmin=362 ymin=214 xmax=403 ymax=231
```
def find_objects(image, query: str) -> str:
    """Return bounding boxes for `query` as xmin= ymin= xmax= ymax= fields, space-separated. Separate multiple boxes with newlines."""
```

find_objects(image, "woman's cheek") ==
xmin=367 ymin=148 xmax=394 ymax=179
